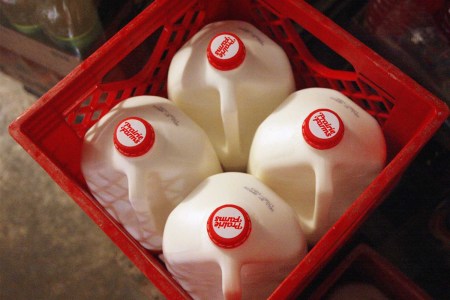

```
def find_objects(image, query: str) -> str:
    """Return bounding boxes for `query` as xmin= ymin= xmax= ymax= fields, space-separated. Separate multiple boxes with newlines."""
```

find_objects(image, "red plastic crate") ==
xmin=8 ymin=0 xmax=449 ymax=299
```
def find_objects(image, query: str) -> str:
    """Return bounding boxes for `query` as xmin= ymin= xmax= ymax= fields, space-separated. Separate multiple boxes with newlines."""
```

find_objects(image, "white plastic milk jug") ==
xmin=162 ymin=172 xmax=307 ymax=300
xmin=167 ymin=20 xmax=295 ymax=172
xmin=248 ymin=88 xmax=386 ymax=244
xmin=81 ymin=95 xmax=222 ymax=250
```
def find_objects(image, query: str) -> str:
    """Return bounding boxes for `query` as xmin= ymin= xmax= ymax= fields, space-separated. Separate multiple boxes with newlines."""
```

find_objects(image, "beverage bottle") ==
xmin=81 ymin=96 xmax=222 ymax=250
xmin=163 ymin=172 xmax=307 ymax=300
xmin=0 ymin=0 xmax=40 ymax=35
xmin=167 ymin=20 xmax=295 ymax=172
xmin=248 ymin=88 xmax=386 ymax=244
xmin=38 ymin=0 xmax=103 ymax=56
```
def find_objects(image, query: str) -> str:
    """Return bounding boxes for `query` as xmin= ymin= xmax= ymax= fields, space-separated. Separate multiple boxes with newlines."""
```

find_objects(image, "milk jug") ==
xmin=162 ymin=172 xmax=307 ymax=300
xmin=81 ymin=96 xmax=222 ymax=250
xmin=248 ymin=88 xmax=386 ymax=244
xmin=167 ymin=20 xmax=295 ymax=171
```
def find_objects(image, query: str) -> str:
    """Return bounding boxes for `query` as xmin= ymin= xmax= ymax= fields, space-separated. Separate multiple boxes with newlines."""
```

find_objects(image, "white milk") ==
xmin=167 ymin=20 xmax=295 ymax=171
xmin=162 ymin=172 xmax=307 ymax=300
xmin=81 ymin=96 xmax=222 ymax=250
xmin=248 ymin=88 xmax=386 ymax=244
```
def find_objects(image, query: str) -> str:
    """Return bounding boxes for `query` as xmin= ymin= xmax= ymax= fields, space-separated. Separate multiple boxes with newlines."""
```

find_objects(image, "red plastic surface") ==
xmin=8 ymin=0 xmax=449 ymax=299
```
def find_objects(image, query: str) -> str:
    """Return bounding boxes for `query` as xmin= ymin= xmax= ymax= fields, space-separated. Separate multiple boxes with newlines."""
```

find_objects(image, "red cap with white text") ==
xmin=302 ymin=108 xmax=344 ymax=150
xmin=113 ymin=117 xmax=155 ymax=157
xmin=207 ymin=204 xmax=251 ymax=248
xmin=207 ymin=32 xmax=246 ymax=71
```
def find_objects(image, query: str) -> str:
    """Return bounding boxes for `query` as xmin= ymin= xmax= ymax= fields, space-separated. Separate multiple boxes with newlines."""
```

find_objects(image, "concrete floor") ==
xmin=0 ymin=71 xmax=164 ymax=299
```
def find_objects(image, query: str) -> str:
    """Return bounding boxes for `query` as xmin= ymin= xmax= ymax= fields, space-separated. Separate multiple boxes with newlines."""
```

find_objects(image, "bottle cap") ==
xmin=207 ymin=204 xmax=251 ymax=248
xmin=207 ymin=32 xmax=246 ymax=71
xmin=113 ymin=117 xmax=155 ymax=157
xmin=302 ymin=108 xmax=344 ymax=149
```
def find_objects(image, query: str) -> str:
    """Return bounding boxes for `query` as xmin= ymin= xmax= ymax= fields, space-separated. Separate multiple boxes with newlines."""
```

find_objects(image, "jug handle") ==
xmin=126 ymin=167 xmax=159 ymax=240
xmin=220 ymin=257 xmax=242 ymax=300
xmin=219 ymin=82 xmax=241 ymax=155
xmin=312 ymin=160 xmax=334 ymax=242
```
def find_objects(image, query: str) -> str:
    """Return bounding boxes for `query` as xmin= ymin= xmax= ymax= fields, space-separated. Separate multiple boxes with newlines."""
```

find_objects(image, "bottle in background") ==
xmin=38 ymin=0 xmax=104 ymax=56
xmin=0 ymin=0 xmax=40 ymax=36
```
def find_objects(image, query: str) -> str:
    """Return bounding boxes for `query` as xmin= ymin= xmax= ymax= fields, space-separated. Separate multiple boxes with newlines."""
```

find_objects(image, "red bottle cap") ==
xmin=207 ymin=32 xmax=246 ymax=71
xmin=302 ymin=108 xmax=344 ymax=150
xmin=113 ymin=117 xmax=155 ymax=157
xmin=207 ymin=204 xmax=251 ymax=248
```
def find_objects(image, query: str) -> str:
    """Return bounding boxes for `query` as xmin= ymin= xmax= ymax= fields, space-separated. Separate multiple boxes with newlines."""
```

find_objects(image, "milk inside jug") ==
xmin=167 ymin=20 xmax=295 ymax=171
xmin=162 ymin=172 xmax=307 ymax=300
xmin=248 ymin=88 xmax=386 ymax=244
xmin=81 ymin=96 xmax=222 ymax=250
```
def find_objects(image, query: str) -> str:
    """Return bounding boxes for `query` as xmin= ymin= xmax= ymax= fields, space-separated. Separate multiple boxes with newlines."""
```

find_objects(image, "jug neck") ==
xmin=113 ymin=117 xmax=155 ymax=157
xmin=207 ymin=32 xmax=246 ymax=71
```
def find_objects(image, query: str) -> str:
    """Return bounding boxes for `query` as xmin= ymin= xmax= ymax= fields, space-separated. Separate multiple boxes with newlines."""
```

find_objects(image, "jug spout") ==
xmin=219 ymin=82 xmax=241 ymax=159
xmin=310 ymin=160 xmax=334 ymax=244
xmin=126 ymin=168 xmax=161 ymax=246
xmin=220 ymin=258 xmax=242 ymax=300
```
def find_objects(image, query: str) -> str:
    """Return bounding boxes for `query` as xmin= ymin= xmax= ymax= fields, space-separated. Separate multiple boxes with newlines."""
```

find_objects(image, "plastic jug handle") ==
xmin=312 ymin=160 xmax=334 ymax=241
xmin=220 ymin=257 xmax=242 ymax=300
xmin=126 ymin=167 xmax=160 ymax=238
xmin=219 ymin=82 xmax=241 ymax=155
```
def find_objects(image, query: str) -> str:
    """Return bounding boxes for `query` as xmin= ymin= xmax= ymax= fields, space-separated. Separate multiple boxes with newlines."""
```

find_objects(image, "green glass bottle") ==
xmin=0 ymin=0 xmax=40 ymax=35
xmin=39 ymin=0 xmax=103 ymax=57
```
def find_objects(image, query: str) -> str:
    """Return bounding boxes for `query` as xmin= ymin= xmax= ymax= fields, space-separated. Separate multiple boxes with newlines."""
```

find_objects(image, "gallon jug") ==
xmin=162 ymin=172 xmax=307 ymax=300
xmin=167 ymin=20 xmax=295 ymax=172
xmin=81 ymin=96 xmax=222 ymax=250
xmin=248 ymin=88 xmax=386 ymax=244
